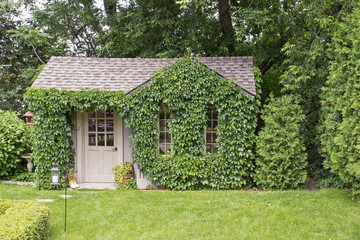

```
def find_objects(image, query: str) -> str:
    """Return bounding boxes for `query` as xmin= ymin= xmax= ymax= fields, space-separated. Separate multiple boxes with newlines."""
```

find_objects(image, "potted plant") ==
xmin=112 ymin=162 xmax=136 ymax=189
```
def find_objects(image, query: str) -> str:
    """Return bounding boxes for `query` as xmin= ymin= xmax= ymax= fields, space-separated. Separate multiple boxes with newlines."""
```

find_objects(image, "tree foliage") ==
xmin=319 ymin=7 xmax=360 ymax=194
xmin=0 ymin=1 xmax=34 ymax=113
xmin=261 ymin=0 xmax=359 ymax=184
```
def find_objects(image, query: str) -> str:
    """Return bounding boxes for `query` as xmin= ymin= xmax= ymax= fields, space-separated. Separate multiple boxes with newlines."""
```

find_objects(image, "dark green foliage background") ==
xmin=25 ymin=58 xmax=259 ymax=190
xmin=0 ymin=110 xmax=31 ymax=179
xmin=255 ymin=94 xmax=307 ymax=190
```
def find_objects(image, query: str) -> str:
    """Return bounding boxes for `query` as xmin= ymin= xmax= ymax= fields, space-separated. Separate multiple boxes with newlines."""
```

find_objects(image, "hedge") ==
xmin=0 ymin=200 xmax=50 ymax=240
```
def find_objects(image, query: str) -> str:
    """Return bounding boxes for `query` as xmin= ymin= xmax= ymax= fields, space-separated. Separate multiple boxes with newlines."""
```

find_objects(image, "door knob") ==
xmin=114 ymin=147 xmax=118 ymax=151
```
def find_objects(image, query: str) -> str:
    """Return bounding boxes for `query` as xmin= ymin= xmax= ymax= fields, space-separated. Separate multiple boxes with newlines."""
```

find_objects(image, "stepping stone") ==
xmin=77 ymin=191 xmax=102 ymax=193
xmin=59 ymin=195 xmax=73 ymax=198
xmin=35 ymin=199 xmax=55 ymax=203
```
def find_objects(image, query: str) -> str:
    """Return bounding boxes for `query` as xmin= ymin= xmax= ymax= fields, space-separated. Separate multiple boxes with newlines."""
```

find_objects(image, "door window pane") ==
xmin=97 ymin=119 xmax=105 ymax=132
xmin=107 ymin=134 xmax=114 ymax=146
xmin=98 ymin=134 xmax=105 ymax=146
xmin=97 ymin=111 xmax=104 ymax=118
xmin=88 ymin=119 xmax=96 ymax=132
xmin=106 ymin=120 xmax=114 ymax=132
xmin=89 ymin=134 xmax=96 ymax=146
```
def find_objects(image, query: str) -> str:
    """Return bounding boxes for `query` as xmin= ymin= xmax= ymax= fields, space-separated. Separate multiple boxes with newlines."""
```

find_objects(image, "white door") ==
xmin=84 ymin=109 xmax=121 ymax=182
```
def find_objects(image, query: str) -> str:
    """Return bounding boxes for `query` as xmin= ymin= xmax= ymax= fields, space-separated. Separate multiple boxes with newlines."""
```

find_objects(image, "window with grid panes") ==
xmin=205 ymin=107 xmax=218 ymax=153
xmin=159 ymin=105 xmax=171 ymax=154
xmin=88 ymin=109 xmax=114 ymax=147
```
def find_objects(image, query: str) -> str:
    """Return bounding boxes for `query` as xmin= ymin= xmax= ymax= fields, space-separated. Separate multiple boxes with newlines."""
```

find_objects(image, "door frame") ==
xmin=76 ymin=110 xmax=123 ymax=183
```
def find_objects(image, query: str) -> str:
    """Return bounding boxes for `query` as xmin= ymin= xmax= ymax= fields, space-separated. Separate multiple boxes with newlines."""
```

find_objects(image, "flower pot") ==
xmin=122 ymin=173 xmax=134 ymax=185
xmin=69 ymin=179 xmax=79 ymax=189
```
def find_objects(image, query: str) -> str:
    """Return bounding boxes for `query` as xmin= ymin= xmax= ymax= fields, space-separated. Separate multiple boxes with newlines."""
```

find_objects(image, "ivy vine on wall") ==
xmin=24 ymin=89 xmax=126 ymax=189
xmin=126 ymin=58 xmax=260 ymax=189
xmin=25 ymin=57 xmax=260 ymax=190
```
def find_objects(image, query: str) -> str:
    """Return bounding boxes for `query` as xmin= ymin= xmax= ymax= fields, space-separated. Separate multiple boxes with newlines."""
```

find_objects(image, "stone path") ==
xmin=1 ymin=180 xmax=117 ymax=190
xmin=1 ymin=180 xmax=35 ymax=187
xmin=35 ymin=199 xmax=55 ymax=203
xmin=59 ymin=195 xmax=73 ymax=198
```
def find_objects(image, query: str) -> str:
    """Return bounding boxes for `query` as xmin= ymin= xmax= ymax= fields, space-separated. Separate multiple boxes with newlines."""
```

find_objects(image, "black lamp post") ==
xmin=49 ymin=120 xmax=68 ymax=231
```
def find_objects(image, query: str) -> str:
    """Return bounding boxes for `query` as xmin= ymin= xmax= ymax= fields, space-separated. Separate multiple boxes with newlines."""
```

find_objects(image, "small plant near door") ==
xmin=112 ymin=162 xmax=137 ymax=189
xmin=67 ymin=167 xmax=79 ymax=188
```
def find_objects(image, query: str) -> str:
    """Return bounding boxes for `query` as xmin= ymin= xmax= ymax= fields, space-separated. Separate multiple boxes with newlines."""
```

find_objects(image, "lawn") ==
xmin=0 ymin=183 xmax=359 ymax=239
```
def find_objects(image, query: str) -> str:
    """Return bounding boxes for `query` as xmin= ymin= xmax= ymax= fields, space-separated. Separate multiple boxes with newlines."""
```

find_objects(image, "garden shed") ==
xmin=26 ymin=56 xmax=258 ymax=190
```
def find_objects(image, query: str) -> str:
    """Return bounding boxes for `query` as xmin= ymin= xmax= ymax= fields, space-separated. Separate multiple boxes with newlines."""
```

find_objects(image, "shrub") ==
xmin=0 ymin=200 xmax=50 ymax=240
xmin=255 ymin=95 xmax=307 ymax=190
xmin=0 ymin=110 xmax=32 ymax=179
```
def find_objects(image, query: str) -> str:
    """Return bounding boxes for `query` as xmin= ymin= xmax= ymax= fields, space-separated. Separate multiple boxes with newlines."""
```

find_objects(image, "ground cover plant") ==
xmin=1 ymin=183 xmax=359 ymax=239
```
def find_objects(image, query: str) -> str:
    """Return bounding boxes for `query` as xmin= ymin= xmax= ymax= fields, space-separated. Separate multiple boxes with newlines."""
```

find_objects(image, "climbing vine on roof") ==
xmin=24 ymin=57 xmax=259 ymax=190
xmin=126 ymin=57 xmax=260 ymax=189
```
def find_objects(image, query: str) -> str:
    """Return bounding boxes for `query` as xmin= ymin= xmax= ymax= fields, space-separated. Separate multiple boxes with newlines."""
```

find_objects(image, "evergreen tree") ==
xmin=255 ymin=94 xmax=307 ymax=190
xmin=319 ymin=8 xmax=360 ymax=193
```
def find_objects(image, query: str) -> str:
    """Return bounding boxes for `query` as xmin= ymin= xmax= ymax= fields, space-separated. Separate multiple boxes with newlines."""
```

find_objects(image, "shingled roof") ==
xmin=31 ymin=56 xmax=256 ymax=96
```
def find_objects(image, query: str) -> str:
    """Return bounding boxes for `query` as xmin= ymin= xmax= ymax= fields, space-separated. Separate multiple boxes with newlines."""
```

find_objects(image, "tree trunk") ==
xmin=103 ymin=0 xmax=117 ymax=17
xmin=218 ymin=0 xmax=235 ymax=55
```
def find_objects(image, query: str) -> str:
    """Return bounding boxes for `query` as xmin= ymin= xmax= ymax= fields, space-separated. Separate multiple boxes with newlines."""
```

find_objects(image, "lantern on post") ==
xmin=50 ymin=164 xmax=60 ymax=185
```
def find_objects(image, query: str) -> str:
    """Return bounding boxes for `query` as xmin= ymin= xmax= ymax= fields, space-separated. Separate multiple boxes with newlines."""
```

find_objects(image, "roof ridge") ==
xmin=50 ymin=56 xmax=252 ymax=60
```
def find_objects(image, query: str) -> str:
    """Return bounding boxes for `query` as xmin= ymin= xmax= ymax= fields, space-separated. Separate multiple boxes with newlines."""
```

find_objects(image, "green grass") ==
xmin=1 ymin=184 xmax=359 ymax=239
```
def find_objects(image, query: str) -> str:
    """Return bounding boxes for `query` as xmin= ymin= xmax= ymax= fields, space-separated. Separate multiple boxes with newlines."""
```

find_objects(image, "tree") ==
xmin=277 ymin=1 xmax=358 ymax=180
xmin=100 ymin=0 xmax=227 ymax=58
xmin=0 ymin=1 xmax=34 ymax=113
xmin=255 ymin=94 xmax=307 ymax=190
xmin=32 ymin=0 xmax=102 ymax=57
